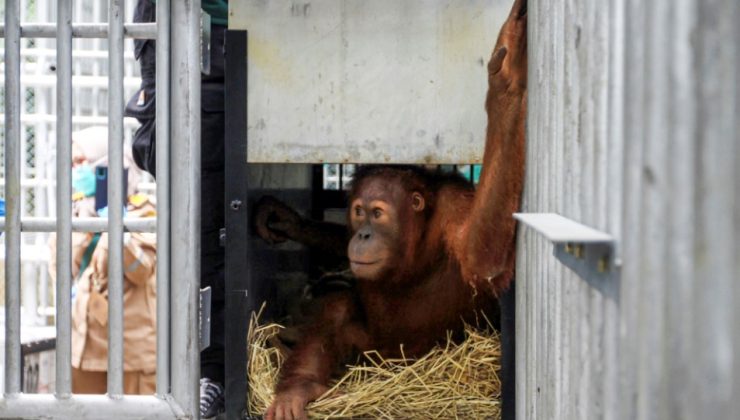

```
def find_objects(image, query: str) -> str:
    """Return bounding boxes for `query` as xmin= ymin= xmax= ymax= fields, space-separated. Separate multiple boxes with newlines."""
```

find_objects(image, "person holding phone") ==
xmin=49 ymin=127 xmax=157 ymax=394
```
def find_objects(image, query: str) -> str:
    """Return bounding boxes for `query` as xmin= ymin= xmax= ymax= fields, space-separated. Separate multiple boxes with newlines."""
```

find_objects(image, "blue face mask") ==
xmin=72 ymin=165 xmax=96 ymax=197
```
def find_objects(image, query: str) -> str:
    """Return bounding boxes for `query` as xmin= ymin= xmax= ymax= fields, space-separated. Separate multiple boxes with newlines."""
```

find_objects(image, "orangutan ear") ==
xmin=411 ymin=192 xmax=425 ymax=212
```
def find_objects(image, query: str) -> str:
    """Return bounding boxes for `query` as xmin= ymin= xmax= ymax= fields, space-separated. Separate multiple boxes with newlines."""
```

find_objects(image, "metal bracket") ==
xmin=514 ymin=213 xmax=620 ymax=301
xmin=200 ymin=11 xmax=211 ymax=75
xmin=199 ymin=286 xmax=212 ymax=351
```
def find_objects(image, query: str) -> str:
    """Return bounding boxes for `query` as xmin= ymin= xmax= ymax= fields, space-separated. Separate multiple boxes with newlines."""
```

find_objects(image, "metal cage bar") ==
xmin=169 ymin=0 xmax=202 ymax=416
xmin=0 ymin=217 xmax=157 ymax=232
xmin=107 ymin=0 xmax=126 ymax=397
xmin=3 ymin=0 xmax=23 ymax=396
xmin=55 ymin=0 xmax=74 ymax=397
xmin=156 ymin=0 xmax=173 ymax=396
xmin=0 ymin=23 xmax=157 ymax=39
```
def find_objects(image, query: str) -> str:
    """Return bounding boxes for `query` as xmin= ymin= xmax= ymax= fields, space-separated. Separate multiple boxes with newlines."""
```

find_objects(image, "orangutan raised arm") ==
xmin=453 ymin=0 xmax=528 ymax=295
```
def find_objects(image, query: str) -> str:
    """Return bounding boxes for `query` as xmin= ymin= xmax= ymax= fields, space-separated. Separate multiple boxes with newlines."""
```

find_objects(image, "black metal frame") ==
xmin=224 ymin=29 xmax=251 ymax=420
xmin=500 ymin=285 xmax=516 ymax=420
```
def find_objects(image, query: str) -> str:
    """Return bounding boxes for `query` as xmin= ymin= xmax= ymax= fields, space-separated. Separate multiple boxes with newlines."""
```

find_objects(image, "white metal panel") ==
xmin=521 ymin=1 xmax=738 ymax=420
xmin=690 ymin=1 xmax=736 ymax=417
xmin=230 ymin=0 xmax=511 ymax=163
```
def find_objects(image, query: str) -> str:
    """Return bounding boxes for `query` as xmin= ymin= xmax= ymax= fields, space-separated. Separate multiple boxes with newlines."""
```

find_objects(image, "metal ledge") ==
xmin=514 ymin=213 xmax=620 ymax=301
xmin=514 ymin=213 xmax=614 ymax=243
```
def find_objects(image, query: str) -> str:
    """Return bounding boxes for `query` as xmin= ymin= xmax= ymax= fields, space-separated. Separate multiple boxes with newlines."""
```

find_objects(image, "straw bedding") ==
xmin=247 ymin=306 xmax=502 ymax=419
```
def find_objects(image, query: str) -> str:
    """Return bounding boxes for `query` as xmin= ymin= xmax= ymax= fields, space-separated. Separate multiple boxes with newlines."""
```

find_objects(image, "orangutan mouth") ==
xmin=350 ymin=260 xmax=381 ymax=266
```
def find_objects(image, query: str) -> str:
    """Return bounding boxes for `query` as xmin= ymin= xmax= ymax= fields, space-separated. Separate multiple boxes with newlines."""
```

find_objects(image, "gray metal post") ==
xmin=107 ymin=0 xmax=125 ymax=398
xmin=3 ymin=0 xmax=22 ymax=396
xmin=55 ymin=0 xmax=74 ymax=398
xmin=170 ymin=0 xmax=201 ymax=416
xmin=156 ymin=0 xmax=173 ymax=396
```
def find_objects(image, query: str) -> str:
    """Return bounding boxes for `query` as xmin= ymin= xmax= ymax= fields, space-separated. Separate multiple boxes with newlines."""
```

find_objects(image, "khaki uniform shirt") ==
xmin=49 ymin=198 xmax=157 ymax=372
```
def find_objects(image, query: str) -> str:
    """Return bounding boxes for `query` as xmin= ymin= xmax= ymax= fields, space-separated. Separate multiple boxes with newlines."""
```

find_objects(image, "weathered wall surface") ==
xmin=518 ymin=1 xmax=739 ymax=419
xmin=230 ymin=0 xmax=511 ymax=164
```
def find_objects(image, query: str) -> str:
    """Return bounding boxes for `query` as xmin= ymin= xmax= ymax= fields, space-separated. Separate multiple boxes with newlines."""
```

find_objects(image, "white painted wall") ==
xmin=230 ymin=0 xmax=512 ymax=163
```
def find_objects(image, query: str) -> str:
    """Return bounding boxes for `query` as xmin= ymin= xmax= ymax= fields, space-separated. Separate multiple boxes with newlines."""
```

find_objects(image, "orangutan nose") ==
xmin=357 ymin=226 xmax=372 ymax=241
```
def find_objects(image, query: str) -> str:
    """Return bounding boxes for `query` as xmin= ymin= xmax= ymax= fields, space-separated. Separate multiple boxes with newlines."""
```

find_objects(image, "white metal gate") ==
xmin=1 ymin=0 xmax=202 ymax=418
xmin=0 ymin=0 xmax=145 ymax=336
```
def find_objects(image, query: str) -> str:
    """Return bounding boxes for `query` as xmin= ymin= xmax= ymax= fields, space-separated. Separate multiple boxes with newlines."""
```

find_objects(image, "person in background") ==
xmin=49 ymin=126 xmax=158 ymax=394
xmin=126 ymin=1 xmax=228 ymax=417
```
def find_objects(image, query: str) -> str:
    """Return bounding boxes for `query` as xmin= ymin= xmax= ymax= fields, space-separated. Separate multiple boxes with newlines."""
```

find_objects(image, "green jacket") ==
xmin=202 ymin=0 xmax=228 ymax=26
xmin=149 ymin=0 xmax=228 ymax=26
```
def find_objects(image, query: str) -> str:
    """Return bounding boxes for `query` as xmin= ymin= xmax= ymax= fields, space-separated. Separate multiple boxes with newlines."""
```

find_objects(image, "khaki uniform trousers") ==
xmin=72 ymin=367 xmax=155 ymax=395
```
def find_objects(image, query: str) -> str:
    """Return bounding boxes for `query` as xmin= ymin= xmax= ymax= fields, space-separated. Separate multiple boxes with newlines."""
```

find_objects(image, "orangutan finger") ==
xmin=275 ymin=405 xmax=286 ymax=420
xmin=510 ymin=0 xmax=527 ymax=19
xmin=291 ymin=400 xmax=307 ymax=420
xmin=488 ymin=47 xmax=508 ymax=75
xmin=265 ymin=405 xmax=275 ymax=420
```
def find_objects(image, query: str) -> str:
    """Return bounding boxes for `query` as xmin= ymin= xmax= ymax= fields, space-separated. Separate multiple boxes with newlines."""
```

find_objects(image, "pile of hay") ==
xmin=247 ymin=307 xmax=502 ymax=419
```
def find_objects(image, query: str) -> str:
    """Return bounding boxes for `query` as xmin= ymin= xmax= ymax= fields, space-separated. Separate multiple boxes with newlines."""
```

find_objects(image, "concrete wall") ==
xmin=517 ymin=1 xmax=739 ymax=419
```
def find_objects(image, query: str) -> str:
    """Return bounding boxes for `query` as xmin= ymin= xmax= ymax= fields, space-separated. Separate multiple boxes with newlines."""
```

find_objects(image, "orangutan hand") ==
xmin=265 ymin=389 xmax=309 ymax=420
xmin=487 ymin=0 xmax=527 ymax=93
xmin=265 ymin=380 xmax=328 ymax=420
xmin=254 ymin=196 xmax=303 ymax=245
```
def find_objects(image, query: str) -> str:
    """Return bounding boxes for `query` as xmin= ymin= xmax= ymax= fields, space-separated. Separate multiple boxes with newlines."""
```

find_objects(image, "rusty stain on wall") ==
xmin=248 ymin=37 xmax=294 ymax=87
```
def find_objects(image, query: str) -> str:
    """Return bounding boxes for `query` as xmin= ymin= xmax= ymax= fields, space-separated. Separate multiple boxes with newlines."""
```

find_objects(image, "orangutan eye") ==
xmin=354 ymin=206 xmax=362 ymax=217
xmin=373 ymin=209 xmax=383 ymax=219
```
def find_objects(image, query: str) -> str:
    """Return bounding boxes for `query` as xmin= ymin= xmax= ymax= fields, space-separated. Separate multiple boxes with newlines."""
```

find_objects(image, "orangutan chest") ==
xmin=363 ymin=296 xmax=472 ymax=358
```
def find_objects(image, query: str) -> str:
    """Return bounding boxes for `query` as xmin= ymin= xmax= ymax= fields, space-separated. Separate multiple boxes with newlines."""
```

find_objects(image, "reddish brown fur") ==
xmin=260 ymin=2 xmax=527 ymax=419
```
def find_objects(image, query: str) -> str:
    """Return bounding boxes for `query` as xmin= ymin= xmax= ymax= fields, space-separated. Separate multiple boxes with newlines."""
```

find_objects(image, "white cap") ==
xmin=71 ymin=126 xmax=143 ymax=196
xmin=72 ymin=126 xmax=109 ymax=163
